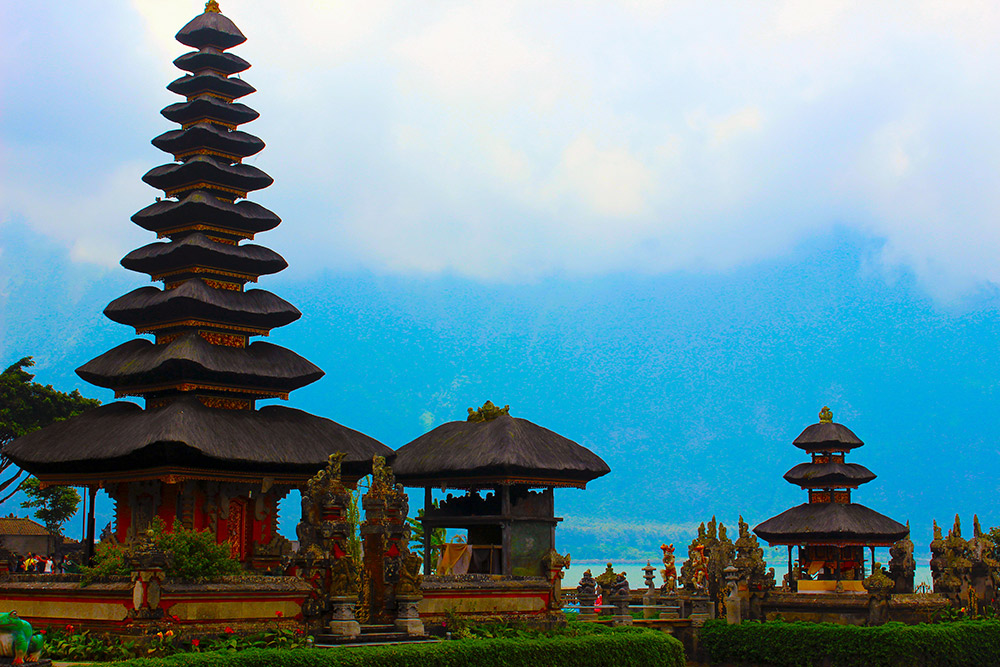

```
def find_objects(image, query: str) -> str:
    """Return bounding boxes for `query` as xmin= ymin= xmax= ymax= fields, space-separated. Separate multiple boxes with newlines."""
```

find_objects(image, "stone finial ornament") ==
xmin=467 ymin=401 xmax=511 ymax=422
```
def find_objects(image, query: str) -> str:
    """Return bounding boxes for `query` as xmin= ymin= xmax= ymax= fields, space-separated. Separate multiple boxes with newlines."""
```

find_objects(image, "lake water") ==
xmin=563 ymin=553 xmax=933 ymax=590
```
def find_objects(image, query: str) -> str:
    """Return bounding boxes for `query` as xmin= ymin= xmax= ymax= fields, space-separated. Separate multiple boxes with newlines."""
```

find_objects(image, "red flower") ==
xmin=171 ymin=614 xmax=180 ymax=622
xmin=224 ymin=627 xmax=235 ymax=634
xmin=294 ymin=628 xmax=304 ymax=635
xmin=275 ymin=611 xmax=283 ymax=618
xmin=39 ymin=630 xmax=46 ymax=636
xmin=191 ymin=639 xmax=200 ymax=647
xmin=65 ymin=624 xmax=74 ymax=633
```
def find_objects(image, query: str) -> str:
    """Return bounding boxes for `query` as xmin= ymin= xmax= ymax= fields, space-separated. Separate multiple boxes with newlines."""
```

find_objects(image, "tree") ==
xmin=407 ymin=502 xmax=446 ymax=565
xmin=0 ymin=357 xmax=99 ymax=502
xmin=21 ymin=478 xmax=81 ymax=553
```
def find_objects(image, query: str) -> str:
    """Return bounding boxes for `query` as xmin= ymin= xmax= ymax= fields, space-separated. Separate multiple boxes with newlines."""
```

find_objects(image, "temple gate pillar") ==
xmin=360 ymin=456 xmax=409 ymax=624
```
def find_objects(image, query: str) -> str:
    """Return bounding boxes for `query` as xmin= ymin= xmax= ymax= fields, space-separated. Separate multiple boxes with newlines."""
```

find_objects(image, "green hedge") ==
xmin=700 ymin=619 xmax=1000 ymax=667
xmin=105 ymin=627 xmax=683 ymax=667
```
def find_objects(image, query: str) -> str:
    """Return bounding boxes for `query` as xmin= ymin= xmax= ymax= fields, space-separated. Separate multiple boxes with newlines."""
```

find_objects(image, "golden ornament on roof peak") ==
xmin=819 ymin=406 xmax=833 ymax=423
xmin=205 ymin=0 xmax=221 ymax=13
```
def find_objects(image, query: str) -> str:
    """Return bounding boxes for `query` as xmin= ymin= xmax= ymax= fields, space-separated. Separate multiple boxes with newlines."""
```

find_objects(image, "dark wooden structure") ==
xmin=754 ymin=407 xmax=907 ymax=592
xmin=5 ymin=1 xmax=391 ymax=568
xmin=392 ymin=402 xmax=610 ymax=577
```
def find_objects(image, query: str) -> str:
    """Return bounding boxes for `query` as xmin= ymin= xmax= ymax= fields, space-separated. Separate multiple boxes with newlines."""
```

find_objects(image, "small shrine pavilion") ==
xmin=5 ymin=2 xmax=392 ymax=568
xmin=392 ymin=402 xmax=610 ymax=578
xmin=754 ymin=407 xmax=908 ymax=593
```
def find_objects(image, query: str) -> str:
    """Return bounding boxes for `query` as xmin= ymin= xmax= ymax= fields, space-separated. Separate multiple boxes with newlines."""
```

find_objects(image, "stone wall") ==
xmin=0 ymin=574 xmax=311 ymax=633
xmin=421 ymin=575 xmax=553 ymax=619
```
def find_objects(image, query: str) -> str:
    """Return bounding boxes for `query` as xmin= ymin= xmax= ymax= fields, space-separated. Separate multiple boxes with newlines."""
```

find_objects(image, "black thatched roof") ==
xmin=754 ymin=503 xmax=908 ymax=546
xmin=131 ymin=191 xmax=279 ymax=236
xmin=105 ymin=279 xmax=300 ymax=331
xmin=77 ymin=333 xmax=323 ymax=394
xmin=168 ymin=72 xmax=255 ymax=100
xmin=393 ymin=414 xmax=610 ymax=488
xmin=4 ymin=396 xmax=392 ymax=478
xmin=176 ymin=8 xmax=246 ymax=50
xmin=174 ymin=50 xmax=249 ymax=75
xmin=793 ymin=422 xmax=864 ymax=452
xmin=161 ymin=97 xmax=259 ymax=127
xmin=783 ymin=462 xmax=876 ymax=488
xmin=142 ymin=156 xmax=272 ymax=195
xmin=121 ymin=233 xmax=286 ymax=279
xmin=153 ymin=125 xmax=265 ymax=160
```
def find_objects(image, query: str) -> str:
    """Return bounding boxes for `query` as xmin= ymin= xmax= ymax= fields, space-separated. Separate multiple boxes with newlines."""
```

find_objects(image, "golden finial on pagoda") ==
xmin=819 ymin=406 xmax=833 ymax=423
xmin=205 ymin=0 xmax=221 ymax=13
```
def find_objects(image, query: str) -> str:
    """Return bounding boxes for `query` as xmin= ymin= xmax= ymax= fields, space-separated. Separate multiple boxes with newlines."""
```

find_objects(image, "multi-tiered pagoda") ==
xmin=754 ymin=407 xmax=907 ymax=593
xmin=6 ymin=2 xmax=392 ymax=568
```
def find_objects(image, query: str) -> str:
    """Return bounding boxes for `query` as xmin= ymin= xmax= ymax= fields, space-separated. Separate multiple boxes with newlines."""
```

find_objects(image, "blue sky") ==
xmin=2 ymin=1 xmax=1000 ymax=561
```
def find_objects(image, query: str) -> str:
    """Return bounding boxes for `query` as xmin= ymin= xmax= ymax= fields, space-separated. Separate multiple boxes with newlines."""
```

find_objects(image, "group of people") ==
xmin=13 ymin=552 xmax=78 ymax=573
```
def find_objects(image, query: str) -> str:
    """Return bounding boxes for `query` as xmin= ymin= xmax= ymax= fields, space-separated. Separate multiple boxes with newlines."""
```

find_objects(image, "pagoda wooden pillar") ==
xmin=423 ymin=487 xmax=432 ymax=576
xmin=500 ymin=485 xmax=512 ymax=576
xmin=85 ymin=486 xmax=97 ymax=565
xmin=787 ymin=545 xmax=793 ymax=587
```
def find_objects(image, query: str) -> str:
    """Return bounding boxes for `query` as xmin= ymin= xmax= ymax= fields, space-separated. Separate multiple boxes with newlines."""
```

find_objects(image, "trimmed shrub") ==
xmin=82 ymin=518 xmax=241 ymax=582
xmin=105 ymin=627 xmax=684 ymax=667
xmin=700 ymin=619 xmax=1000 ymax=667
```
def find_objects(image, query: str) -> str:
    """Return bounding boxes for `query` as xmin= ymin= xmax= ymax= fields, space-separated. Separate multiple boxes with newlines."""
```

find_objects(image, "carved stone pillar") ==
xmin=360 ymin=456 xmax=408 ymax=624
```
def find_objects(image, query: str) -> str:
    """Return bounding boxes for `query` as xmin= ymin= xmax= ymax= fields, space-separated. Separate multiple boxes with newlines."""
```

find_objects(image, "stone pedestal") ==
xmin=394 ymin=595 xmax=425 ymax=636
xmin=689 ymin=595 xmax=714 ymax=627
xmin=576 ymin=592 xmax=598 ymax=621
xmin=328 ymin=595 xmax=361 ymax=638
xmin=611 ymin=612 xmax=634 ymax=626
xmin=642 ymin=591 xmax=658 ymax=619
xmin=658 ymin=592 xmax=680 ymax=619
xmin=611 ymin=589 xmax=633 ymax=626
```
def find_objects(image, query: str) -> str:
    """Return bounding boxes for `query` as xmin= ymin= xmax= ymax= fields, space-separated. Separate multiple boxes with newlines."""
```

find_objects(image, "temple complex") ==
xmin=392 ymin=401 xmax=608 ymax=617
xmin=754 ymin=407 xmax=908 ymax=593
xmin=4 ymin=2 xmax=392 ymax=569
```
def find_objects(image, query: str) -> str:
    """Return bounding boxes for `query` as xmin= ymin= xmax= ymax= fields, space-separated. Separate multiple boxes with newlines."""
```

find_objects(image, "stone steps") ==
xmin=314 ymin=624 xmax=435 ymax=647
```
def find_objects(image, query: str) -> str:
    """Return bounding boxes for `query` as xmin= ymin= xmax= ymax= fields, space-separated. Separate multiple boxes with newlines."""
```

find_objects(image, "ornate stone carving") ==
xmin=466 ymin=401 xmax=510 ymax=422
xmin=576 ymin=569 xmax=598 ymax=620
xmin=733 ymin=515 xmax=775 ymax=592
xmin=543 ymin=549 xmax=571 ymax=610
xmin=609 ymin=571 xmax=633 ymax=625
xmin=888 ymin=523 xmax=916 ymax=594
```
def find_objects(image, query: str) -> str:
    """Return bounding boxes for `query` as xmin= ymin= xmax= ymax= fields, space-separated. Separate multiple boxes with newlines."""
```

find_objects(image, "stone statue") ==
xmin=610 ymin=571 xmax=632 ymax=623
xmin=0 ymin=611 xmax=43 ymax=664
xmin=595 ymin=562 xmax=617 ymax=596
xmin=396 ymin=552 xmax=424 ymax=597
xmin=543 ymin=549 xmax=571 ymax=610
xmin=330 ymin=552 xmax=359 ymax=597
xmin=888 ymin=523 xmax=916 ymax=594
xmin=576 ymin=569 xmax=598 ymax=619
xmin=660 ymin=543 xmax=677 ymax=594
xmin=930 ymin=519 xmax=946 ymax=590
xmin=863 ymin=562 xmax=894 ymax=596
xmin=733 ymin=515 xmax=775 ymax=592
xmin=690 ymin=544 xmax=709 ymax=593
xmin=934 ymin=515 xmax=973 ymax=604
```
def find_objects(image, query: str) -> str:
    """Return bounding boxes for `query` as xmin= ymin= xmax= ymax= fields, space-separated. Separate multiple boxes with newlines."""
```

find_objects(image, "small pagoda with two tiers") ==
xmin=6 ymin=2 xmax=392 ymax=569
xmin=754 ymin=407 xmax=908 ymax=593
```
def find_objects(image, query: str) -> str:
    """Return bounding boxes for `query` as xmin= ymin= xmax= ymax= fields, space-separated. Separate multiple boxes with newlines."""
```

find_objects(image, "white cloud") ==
xmin=0 ymin=154 xmax=151 ymax=269
xmin=5 ymin=0 xmax=1000 ymax=295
